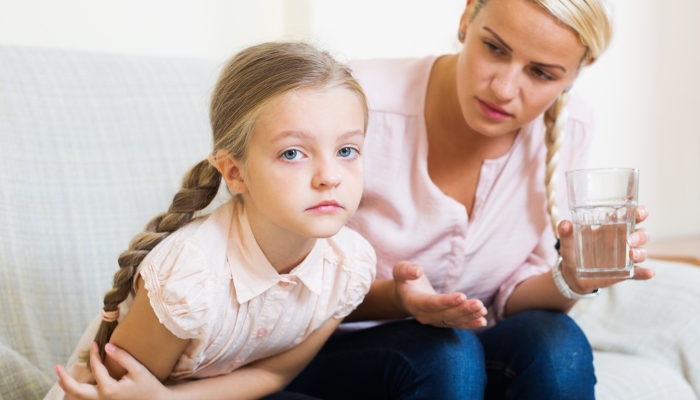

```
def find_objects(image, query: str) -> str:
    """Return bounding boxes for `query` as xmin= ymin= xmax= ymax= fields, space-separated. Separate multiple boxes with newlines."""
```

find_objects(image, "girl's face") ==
xmin=456 ymin=0 xmax=587 ymax=137
xmin=238 ymin=87 xmax=365 ymax=239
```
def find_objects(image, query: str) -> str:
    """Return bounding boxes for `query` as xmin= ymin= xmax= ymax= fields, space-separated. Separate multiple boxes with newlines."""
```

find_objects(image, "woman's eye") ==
xmin=337 ymin=147 xmax=357 ymax=158
xmin=484 ymin=42 xmax=501 ymax=53
xmin=282 ymin=149 xmax=302 ymax=161
xmin=533 ymin=68 xmax=554 ymax=81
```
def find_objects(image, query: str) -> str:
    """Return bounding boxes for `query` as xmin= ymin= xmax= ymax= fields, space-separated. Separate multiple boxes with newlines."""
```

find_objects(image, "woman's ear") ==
xmin=213 ymin=151 xmax=248 ymax=194
xmin=459 ymin=0 xmax=476 ymax=42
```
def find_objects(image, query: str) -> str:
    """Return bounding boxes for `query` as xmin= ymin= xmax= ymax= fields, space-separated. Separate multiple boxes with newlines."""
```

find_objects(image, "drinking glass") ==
xmin=566 ymin=168 xmax=639 ymax=279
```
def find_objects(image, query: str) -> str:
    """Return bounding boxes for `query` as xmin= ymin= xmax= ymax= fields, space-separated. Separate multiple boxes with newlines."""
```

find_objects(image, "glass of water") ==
xmin=566 ymin=168 xmax=639 ymax=279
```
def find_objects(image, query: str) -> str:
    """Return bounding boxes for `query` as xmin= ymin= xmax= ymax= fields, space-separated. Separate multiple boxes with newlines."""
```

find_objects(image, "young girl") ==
xmin=47 ymin=41 xmax=375 ymax=400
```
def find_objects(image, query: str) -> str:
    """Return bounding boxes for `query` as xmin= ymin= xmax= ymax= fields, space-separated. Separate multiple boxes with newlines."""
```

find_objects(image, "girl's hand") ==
xmin=392 ymin=261 xmax=487 ymax=329
xmin=558 ymin=206 xmax=655 ymax=294
xmin=55 ymin=341 xmax=170 ymax=400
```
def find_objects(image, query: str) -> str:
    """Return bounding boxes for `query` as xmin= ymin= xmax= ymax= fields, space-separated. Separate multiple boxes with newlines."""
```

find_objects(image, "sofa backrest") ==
xmin=0 ymin=45 xmax=220 ymax=398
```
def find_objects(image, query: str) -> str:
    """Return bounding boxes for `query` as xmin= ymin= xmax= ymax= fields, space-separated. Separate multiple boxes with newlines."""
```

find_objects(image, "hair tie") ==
xmin=100 ymin=308 xmax=120 ymax=323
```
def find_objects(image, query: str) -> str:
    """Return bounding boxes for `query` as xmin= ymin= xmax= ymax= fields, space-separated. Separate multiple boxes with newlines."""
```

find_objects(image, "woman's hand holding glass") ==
xmin=392 ymin=261 xmax=487 ymax=329
xmin=558 ymin=206 xmax=654 ymax=295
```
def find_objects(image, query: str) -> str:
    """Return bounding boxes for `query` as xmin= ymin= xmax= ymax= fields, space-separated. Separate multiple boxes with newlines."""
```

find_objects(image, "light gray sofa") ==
xmin=1 ymin=45 xmax=699 ymax=400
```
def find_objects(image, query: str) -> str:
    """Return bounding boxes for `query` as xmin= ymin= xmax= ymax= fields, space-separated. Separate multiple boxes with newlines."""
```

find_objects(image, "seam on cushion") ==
xmin=139 ymin=264 xmax=193 ymax=340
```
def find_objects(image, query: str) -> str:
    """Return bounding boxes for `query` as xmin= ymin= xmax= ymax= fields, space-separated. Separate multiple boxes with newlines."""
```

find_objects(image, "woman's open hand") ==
xmin=392 ymin=261 xmax=487 ymax=329
xmin=55 ymin=341 xmax=170 ymax=400
xmin=558 ymin=206 xmax=655 ymax=294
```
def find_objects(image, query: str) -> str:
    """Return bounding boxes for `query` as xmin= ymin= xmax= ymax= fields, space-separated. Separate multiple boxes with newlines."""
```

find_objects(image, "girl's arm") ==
xmin=105 ymin=278 xmax=190 ymax=381
xmin=167 ymin=317 xmax=341 ymax=400
xmin=504 ymin=209 xmax=654 ymax=318
xmin=57 ymin=317 xmax=341 ymax=400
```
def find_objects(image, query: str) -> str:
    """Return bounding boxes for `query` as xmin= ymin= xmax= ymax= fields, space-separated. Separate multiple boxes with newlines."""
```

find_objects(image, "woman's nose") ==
xmin=312 ymin=157 xmax=342 ymax=188
xmin=490 ymin=66 xmax=520 ymax=102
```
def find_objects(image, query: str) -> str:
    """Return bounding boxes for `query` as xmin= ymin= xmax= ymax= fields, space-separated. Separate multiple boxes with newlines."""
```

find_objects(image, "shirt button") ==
xmin=278 ymin=281 xmax=290 ymax=287
xmin=257 ymin=328 xmax=268 ymax=337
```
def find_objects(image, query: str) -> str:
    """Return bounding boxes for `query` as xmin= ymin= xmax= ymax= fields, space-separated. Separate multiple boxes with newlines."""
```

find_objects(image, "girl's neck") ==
xmin=240 ymin=198 xmax=316 ymax=275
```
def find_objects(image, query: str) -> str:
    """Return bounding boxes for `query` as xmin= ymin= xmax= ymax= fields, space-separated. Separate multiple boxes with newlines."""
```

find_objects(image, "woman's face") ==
xmin=456 ymin=0 xmax=587 ymax=137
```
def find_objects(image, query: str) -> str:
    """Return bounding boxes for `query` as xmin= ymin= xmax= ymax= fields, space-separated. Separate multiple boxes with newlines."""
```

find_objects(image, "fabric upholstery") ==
xmin=0 ymin=45 xmax=219 ymax=398
xmin=0 ymin=45 xmax=698 ymax=399
xmin=571 ymin=260 xmax=700 ymax=399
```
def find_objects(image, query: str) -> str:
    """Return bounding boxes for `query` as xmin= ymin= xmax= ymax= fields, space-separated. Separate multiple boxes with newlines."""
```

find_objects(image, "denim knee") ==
xmin=406 ymin=322 xmax=487 ymax=399
xmin=483 ymin=309 xmax=596 ymax=399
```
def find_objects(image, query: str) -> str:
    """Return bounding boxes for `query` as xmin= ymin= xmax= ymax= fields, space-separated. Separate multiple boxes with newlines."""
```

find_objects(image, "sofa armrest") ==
xmin=0 ymin=342 xmax=54 ymax=400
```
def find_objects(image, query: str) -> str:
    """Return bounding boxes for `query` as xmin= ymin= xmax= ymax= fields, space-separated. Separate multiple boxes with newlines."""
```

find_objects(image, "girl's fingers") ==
xmin=105 ymin=343 xmax=147 ymax=375
xmin=55 ymin=365 xmax=98 ymax=400
xmin=89 ymin=342 xmax=114 ymax=388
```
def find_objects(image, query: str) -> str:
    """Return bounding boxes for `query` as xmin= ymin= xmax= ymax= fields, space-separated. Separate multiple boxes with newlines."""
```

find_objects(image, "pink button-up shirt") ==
xmin=46 ymin=200 xmax=375 ymax=398
xmin=346 ymin=57 xmax=592 ymax=320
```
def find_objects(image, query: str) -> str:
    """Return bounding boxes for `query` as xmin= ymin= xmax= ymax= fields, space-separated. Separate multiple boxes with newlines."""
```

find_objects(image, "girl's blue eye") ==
xmin=337 ymin=147 xmax=357 ymax=158
xmin=282 ymin=149 xmax=302 ymax=160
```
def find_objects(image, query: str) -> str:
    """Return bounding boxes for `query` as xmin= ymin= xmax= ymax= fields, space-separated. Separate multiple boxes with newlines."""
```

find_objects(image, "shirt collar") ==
xmin=226 ymin=201 xmax=324 ymax=304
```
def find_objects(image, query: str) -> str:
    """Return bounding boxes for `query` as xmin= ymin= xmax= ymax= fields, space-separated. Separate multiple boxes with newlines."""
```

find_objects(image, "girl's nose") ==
xmin=490 ymin=66 xmax=520 ymax=102
xmin=312 ymin=157 xmax=342 ymax=188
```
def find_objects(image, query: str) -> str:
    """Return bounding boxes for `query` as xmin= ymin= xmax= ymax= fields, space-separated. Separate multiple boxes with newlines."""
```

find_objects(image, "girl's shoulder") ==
xmin=326 ymin=226 xmax=377 ymax=272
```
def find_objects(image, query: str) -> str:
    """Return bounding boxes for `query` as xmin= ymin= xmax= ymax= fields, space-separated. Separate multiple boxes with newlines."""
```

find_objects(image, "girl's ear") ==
xmin=213 ymin=151 xmax=248 ymax=194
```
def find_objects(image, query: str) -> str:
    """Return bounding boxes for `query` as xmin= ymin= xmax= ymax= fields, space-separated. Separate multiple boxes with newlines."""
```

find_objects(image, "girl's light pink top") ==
xmin=46 ymin=200 xmax=375 ymax=398
xmin=346 ymin=56 xmax=592 ymax=320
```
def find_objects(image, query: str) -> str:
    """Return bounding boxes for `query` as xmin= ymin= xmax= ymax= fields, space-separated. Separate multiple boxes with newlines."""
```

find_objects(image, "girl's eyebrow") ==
xmin=271 ymin=130 xmax=313 ymax=144
xmin=483 ymin=26 xmax=567 ymax=73
xmin=271 ymin=129 xmax=364 ymax=144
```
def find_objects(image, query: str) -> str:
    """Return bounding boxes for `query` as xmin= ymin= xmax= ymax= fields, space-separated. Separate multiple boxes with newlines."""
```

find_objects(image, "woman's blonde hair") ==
xmin=90 ymin=42 xmax=368 ymax=365
xmin=472 ymin=0 xmax=612 ymax=238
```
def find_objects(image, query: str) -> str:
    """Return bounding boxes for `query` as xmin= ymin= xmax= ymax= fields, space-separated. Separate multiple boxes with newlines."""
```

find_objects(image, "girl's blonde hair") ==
xmin=472 ymin=0 xmax=612 ymax=238
xmin=90 ymin=42 xmax=368 ymax=364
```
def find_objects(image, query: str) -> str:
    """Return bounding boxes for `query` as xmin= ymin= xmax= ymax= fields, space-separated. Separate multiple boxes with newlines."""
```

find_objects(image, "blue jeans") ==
xmin=284 ymin=310 xmax=595 ymax=400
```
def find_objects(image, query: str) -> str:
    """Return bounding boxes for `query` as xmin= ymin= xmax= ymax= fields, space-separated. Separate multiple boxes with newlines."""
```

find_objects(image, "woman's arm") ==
xmin=345 ymin=261 xmax=488 ymax=329
xmin=504 ymin=208 xmax=654 ymax=317
xmin=105 ymin=278 xmax=189 ymax=380
xmin=57 ymin=317 xmax=342 ymax=400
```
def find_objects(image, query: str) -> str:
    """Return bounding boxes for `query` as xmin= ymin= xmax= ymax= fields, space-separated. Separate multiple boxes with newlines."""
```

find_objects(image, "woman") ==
xmin=58 ymin=0 xmax=653 ymax=399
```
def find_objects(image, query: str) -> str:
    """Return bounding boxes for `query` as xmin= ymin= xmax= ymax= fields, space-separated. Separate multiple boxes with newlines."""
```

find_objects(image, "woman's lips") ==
xmin=477 ymin=98 xmax=512 ymax=121
xmin=306 ymin=200 xmax=343 ymax=214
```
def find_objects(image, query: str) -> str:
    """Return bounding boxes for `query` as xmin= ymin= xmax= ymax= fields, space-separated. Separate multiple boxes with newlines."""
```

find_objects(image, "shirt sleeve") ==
xmin=138 ymin=239 xmax=215 ymax=339
xmin=492 ymin=111 xmax=594 ymax=320
xmin=332 ymin=231 xmax=378 ymax=320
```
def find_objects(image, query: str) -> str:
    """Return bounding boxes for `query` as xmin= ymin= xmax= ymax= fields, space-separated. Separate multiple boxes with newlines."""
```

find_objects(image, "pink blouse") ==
xmin=346 ymin=56 xmax=593 ymax=320
xmin=46 ymin=200 xmax=375 ymax=398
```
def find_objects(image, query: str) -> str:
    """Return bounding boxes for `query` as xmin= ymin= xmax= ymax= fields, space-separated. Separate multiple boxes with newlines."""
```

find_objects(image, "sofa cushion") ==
xmin=572 ymin=260 xmax=700 ymax=398
xmin=0 ymin=45 xmax=220 ymax=397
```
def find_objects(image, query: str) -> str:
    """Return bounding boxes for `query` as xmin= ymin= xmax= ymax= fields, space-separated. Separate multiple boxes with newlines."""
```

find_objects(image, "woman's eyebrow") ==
xmin=483 ymin=27 xmax=512 ymax=52
xmin=484 ymin=26 xmax=567 ymax=72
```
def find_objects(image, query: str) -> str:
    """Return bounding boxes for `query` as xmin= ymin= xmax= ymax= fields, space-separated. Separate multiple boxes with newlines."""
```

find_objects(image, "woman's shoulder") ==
xmin=566 ymin=92 xmax=595 ymax=130
xmin=348 ymin=56 xmax=437 ymax=116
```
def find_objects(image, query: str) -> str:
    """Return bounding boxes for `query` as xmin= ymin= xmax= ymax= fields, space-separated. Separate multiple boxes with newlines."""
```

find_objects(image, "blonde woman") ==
xmin=59 ymin=0 xmax=653 ymax=399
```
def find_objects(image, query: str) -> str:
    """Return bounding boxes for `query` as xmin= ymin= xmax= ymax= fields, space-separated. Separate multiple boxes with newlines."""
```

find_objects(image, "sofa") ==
xmin=1 ymin=45 xmax=699 ymax=400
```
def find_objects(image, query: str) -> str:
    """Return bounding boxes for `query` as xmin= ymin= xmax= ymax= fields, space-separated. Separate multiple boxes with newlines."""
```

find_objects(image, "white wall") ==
xmin=1 ymin=0 xmax=697 ymax=240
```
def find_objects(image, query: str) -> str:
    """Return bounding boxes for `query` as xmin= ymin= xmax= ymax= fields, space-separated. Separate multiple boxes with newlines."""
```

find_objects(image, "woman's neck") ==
xmin=240 ymin=198 xmax=316 ymax=275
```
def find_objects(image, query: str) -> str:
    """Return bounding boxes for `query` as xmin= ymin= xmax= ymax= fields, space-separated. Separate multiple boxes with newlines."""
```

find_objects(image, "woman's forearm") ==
xmin=344 ymin=279 xmax=408 ymax=322
xmin=504 ymin=272 xmax=577 ymax=318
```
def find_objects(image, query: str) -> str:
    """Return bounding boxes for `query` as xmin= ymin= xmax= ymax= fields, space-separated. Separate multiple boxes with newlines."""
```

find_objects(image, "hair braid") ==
xmin=543 ymin=92 xmax=571 ymax=239
xmin=89 ymin=160 xmax=221 ymax=365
